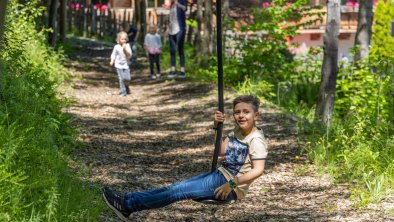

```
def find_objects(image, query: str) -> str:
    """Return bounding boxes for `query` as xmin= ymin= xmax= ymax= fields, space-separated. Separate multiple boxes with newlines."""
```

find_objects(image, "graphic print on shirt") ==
xmin=221 ymin=136 xmax=249 ymax=176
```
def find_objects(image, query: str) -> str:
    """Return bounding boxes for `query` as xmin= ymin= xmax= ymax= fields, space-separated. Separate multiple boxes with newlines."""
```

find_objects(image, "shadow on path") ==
xmin=64 ymin=37 xmax=379 ymax=222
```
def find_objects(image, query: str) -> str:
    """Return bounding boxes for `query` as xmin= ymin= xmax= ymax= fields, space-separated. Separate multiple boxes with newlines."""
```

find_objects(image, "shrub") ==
xmin=0 ymin=0 xmax=102 ymax=220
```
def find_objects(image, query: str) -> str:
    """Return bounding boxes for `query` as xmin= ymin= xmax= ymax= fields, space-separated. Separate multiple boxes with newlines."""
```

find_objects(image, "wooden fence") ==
xmin=67 ymin=1 xmax=170 ymax=39
xmin=68 ymin=3 xmax=133 ymax=38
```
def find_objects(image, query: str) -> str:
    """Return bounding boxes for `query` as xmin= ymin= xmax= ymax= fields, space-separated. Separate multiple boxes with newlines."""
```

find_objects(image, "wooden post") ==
xmin=78 ymin=2 xmax=83 ymax=35
xmin=83 ymin=5 xmax=88 ymax=37
xmin=92 ymin=5 xmax=97 ymax=36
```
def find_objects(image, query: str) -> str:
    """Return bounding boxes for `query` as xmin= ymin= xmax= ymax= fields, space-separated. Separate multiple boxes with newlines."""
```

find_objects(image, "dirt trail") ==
xmin=64 ymin=38 xmax=389 ymax=222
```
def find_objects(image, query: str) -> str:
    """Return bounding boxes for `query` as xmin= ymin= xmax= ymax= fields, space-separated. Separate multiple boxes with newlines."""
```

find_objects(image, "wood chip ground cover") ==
xmin=63 ymin=38 xmax=393 ymax=222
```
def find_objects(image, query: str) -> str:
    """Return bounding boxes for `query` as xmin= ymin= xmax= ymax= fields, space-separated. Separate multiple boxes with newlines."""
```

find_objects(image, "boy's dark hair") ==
xmin=233 ymin=95 xmax=260 ymax=112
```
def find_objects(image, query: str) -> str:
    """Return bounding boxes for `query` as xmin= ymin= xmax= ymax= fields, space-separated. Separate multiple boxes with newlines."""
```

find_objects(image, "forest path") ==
xmin=64 ymin=37 xmax=387 ymax=222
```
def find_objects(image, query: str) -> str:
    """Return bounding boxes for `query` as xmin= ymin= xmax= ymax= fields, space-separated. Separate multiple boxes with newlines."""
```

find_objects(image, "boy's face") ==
xmin=233 ymin=102 xmax=259 ymax=133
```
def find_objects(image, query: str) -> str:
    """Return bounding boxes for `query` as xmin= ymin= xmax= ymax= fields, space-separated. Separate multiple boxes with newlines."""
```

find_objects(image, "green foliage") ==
xmin=0 ymin=0 xmax=102 ymax=221
xmin=229 ymin=0 xmax=323 ymax=84
xmin=186 ymin=19 xmax=198 ymax=28
xmin=336 ymin=58 xmax=392 ymax=120
xmin=192 ymin=0 xmax=324 ymax=105
xmin=370 ymin=0 xmax=394 ymax=60
xmin=189 ymin=0 xmax=394 ymax=207
xmin=306 ymin=115 xmax=393 ymax=206
xmin=235 ymin=77 xmax=275 ymax=101
xmin=276 ymin=47 xmax=322 ymax=110
xmin=305 ymin=53 xmax=394 ymax=206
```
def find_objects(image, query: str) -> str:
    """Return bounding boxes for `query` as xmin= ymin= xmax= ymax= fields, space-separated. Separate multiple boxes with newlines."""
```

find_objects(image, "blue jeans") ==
xmin=169 ymin=30 xmax=186 ymax=68
xmin=124 ymin=169 xmax=236 ymax=212
xmin=116 ymin=68 xmax=130 ymax=95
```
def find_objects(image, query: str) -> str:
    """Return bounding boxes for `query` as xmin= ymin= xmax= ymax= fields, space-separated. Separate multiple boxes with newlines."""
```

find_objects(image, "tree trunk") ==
xmin=353 ymin=0 xmax=373 ymax=62
xmin=59 ymin=0 xmax=67 ymax=42
xmin=222 ymin=0 xmax=229 ymax=57
xmin=195 ymin=0 xmax=212 ymax=67
xmin=134 ymin=0 xmax=147 ymax=45
xmin=186 ymin=3 xmax=196 ymax=45
xmin=204 ymin=0 xmax=213 ymax=53
xmin=0 ymin=0 xmax=8 ymax=51
xmin=48 ymin=0 xmax=59 ymax=46
xmin=315 ymin=0 xmax=340 ymax=127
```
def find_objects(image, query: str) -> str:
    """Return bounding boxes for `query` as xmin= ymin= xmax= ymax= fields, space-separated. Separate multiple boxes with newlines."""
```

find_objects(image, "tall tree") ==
xmin=134 ymin=0 xmax=147 ymax=44
xmin=315 ymin=0 xmax=340 ymax=127
xmin=59 ymin=0 xmax=67 ymax=42
xmin=353 ymin=0 xmax=373 ymax=61
xmin=195 ymin=0 xmax=213 ymax=67
xmin=48 ymin=0 xmax=59 ymax=46
xmin=222 ymin=0 xmax=229 ymax=56
xmin=0 ymin=0 xmax=8 ymax=51
xmin=186 ymin=2 xmax=197 ymax=45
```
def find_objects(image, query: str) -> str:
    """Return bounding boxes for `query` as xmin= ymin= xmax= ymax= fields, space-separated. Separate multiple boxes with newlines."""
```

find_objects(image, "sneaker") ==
xmin=179 ymin=71 xmax=186 ymax=78
xmin=167 ymin=71 xmax=176 ymax=79
xmin=102 ymin=187 xmax=131 ymax=221
xmin=151 ymin=74 xmax=156 ymax=80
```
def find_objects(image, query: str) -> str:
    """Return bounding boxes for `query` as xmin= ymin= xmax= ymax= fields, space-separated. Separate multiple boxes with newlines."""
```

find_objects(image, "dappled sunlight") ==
xmin=63 ymin=37 xmax=387 ymax=222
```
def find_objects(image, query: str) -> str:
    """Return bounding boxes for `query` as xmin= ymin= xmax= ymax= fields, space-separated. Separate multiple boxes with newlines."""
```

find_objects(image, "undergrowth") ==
xmin=0 ymin=0 xmax=103 ymax=220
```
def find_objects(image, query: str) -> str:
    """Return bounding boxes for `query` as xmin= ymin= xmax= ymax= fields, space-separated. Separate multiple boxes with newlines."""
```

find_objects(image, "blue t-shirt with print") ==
xmin=221 ymin=136 xmax=249 ymax=176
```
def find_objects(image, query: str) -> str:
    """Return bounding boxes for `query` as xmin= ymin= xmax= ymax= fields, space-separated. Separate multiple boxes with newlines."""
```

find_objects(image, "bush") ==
xmin=0 ymin=0 xmax=102 ymax=220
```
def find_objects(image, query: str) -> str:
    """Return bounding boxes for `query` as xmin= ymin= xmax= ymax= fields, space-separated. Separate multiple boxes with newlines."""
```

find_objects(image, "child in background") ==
xmin=110 ymin=31 xmax=132 ymax=96
xmin=167 ymin=0 xmax=187 ymax=78
xmin=144 ymin=24 xmax=162 ymax=79
xmin=127 ymin=25 xmax=138 ymax=65
xmin=102 ymin=95 xmax=268 ymax=221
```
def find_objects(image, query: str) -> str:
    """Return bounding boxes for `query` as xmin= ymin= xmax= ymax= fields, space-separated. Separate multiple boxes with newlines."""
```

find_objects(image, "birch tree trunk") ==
xmin=0 ymin=0 xmax=8 ymax=51
xmin=353 ymin=0 xmax=373 ymax=61
xmin=315 ymin=0 xmax=340 ymax=127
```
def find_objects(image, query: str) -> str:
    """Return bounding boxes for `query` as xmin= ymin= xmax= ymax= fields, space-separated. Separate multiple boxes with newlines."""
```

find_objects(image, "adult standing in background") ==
xmin=167 ymin=0 xmax=187 ymax=79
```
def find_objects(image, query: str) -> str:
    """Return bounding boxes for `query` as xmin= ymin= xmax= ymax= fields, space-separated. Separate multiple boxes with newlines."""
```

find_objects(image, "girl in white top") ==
xmin=110 ymin=31 xmax=132 ymax=96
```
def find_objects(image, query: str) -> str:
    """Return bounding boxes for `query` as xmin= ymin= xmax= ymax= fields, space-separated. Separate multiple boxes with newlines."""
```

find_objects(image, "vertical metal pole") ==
xmin=211 ymin=0 xmax=223 ymax=172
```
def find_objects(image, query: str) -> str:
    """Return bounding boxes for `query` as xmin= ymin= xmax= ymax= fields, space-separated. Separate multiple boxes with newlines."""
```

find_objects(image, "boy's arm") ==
xmin=234 ymin=137 xmax=267 ymax=185
xmin=214 ymin=159 xmax=265 ymax=200
xmin=233 ymin=159 xmax=265 ymax=186
xmin=213 ymin=110 xmax=227 ymax=156
xmin=218 ymin=137 xmax=228 ymax=156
